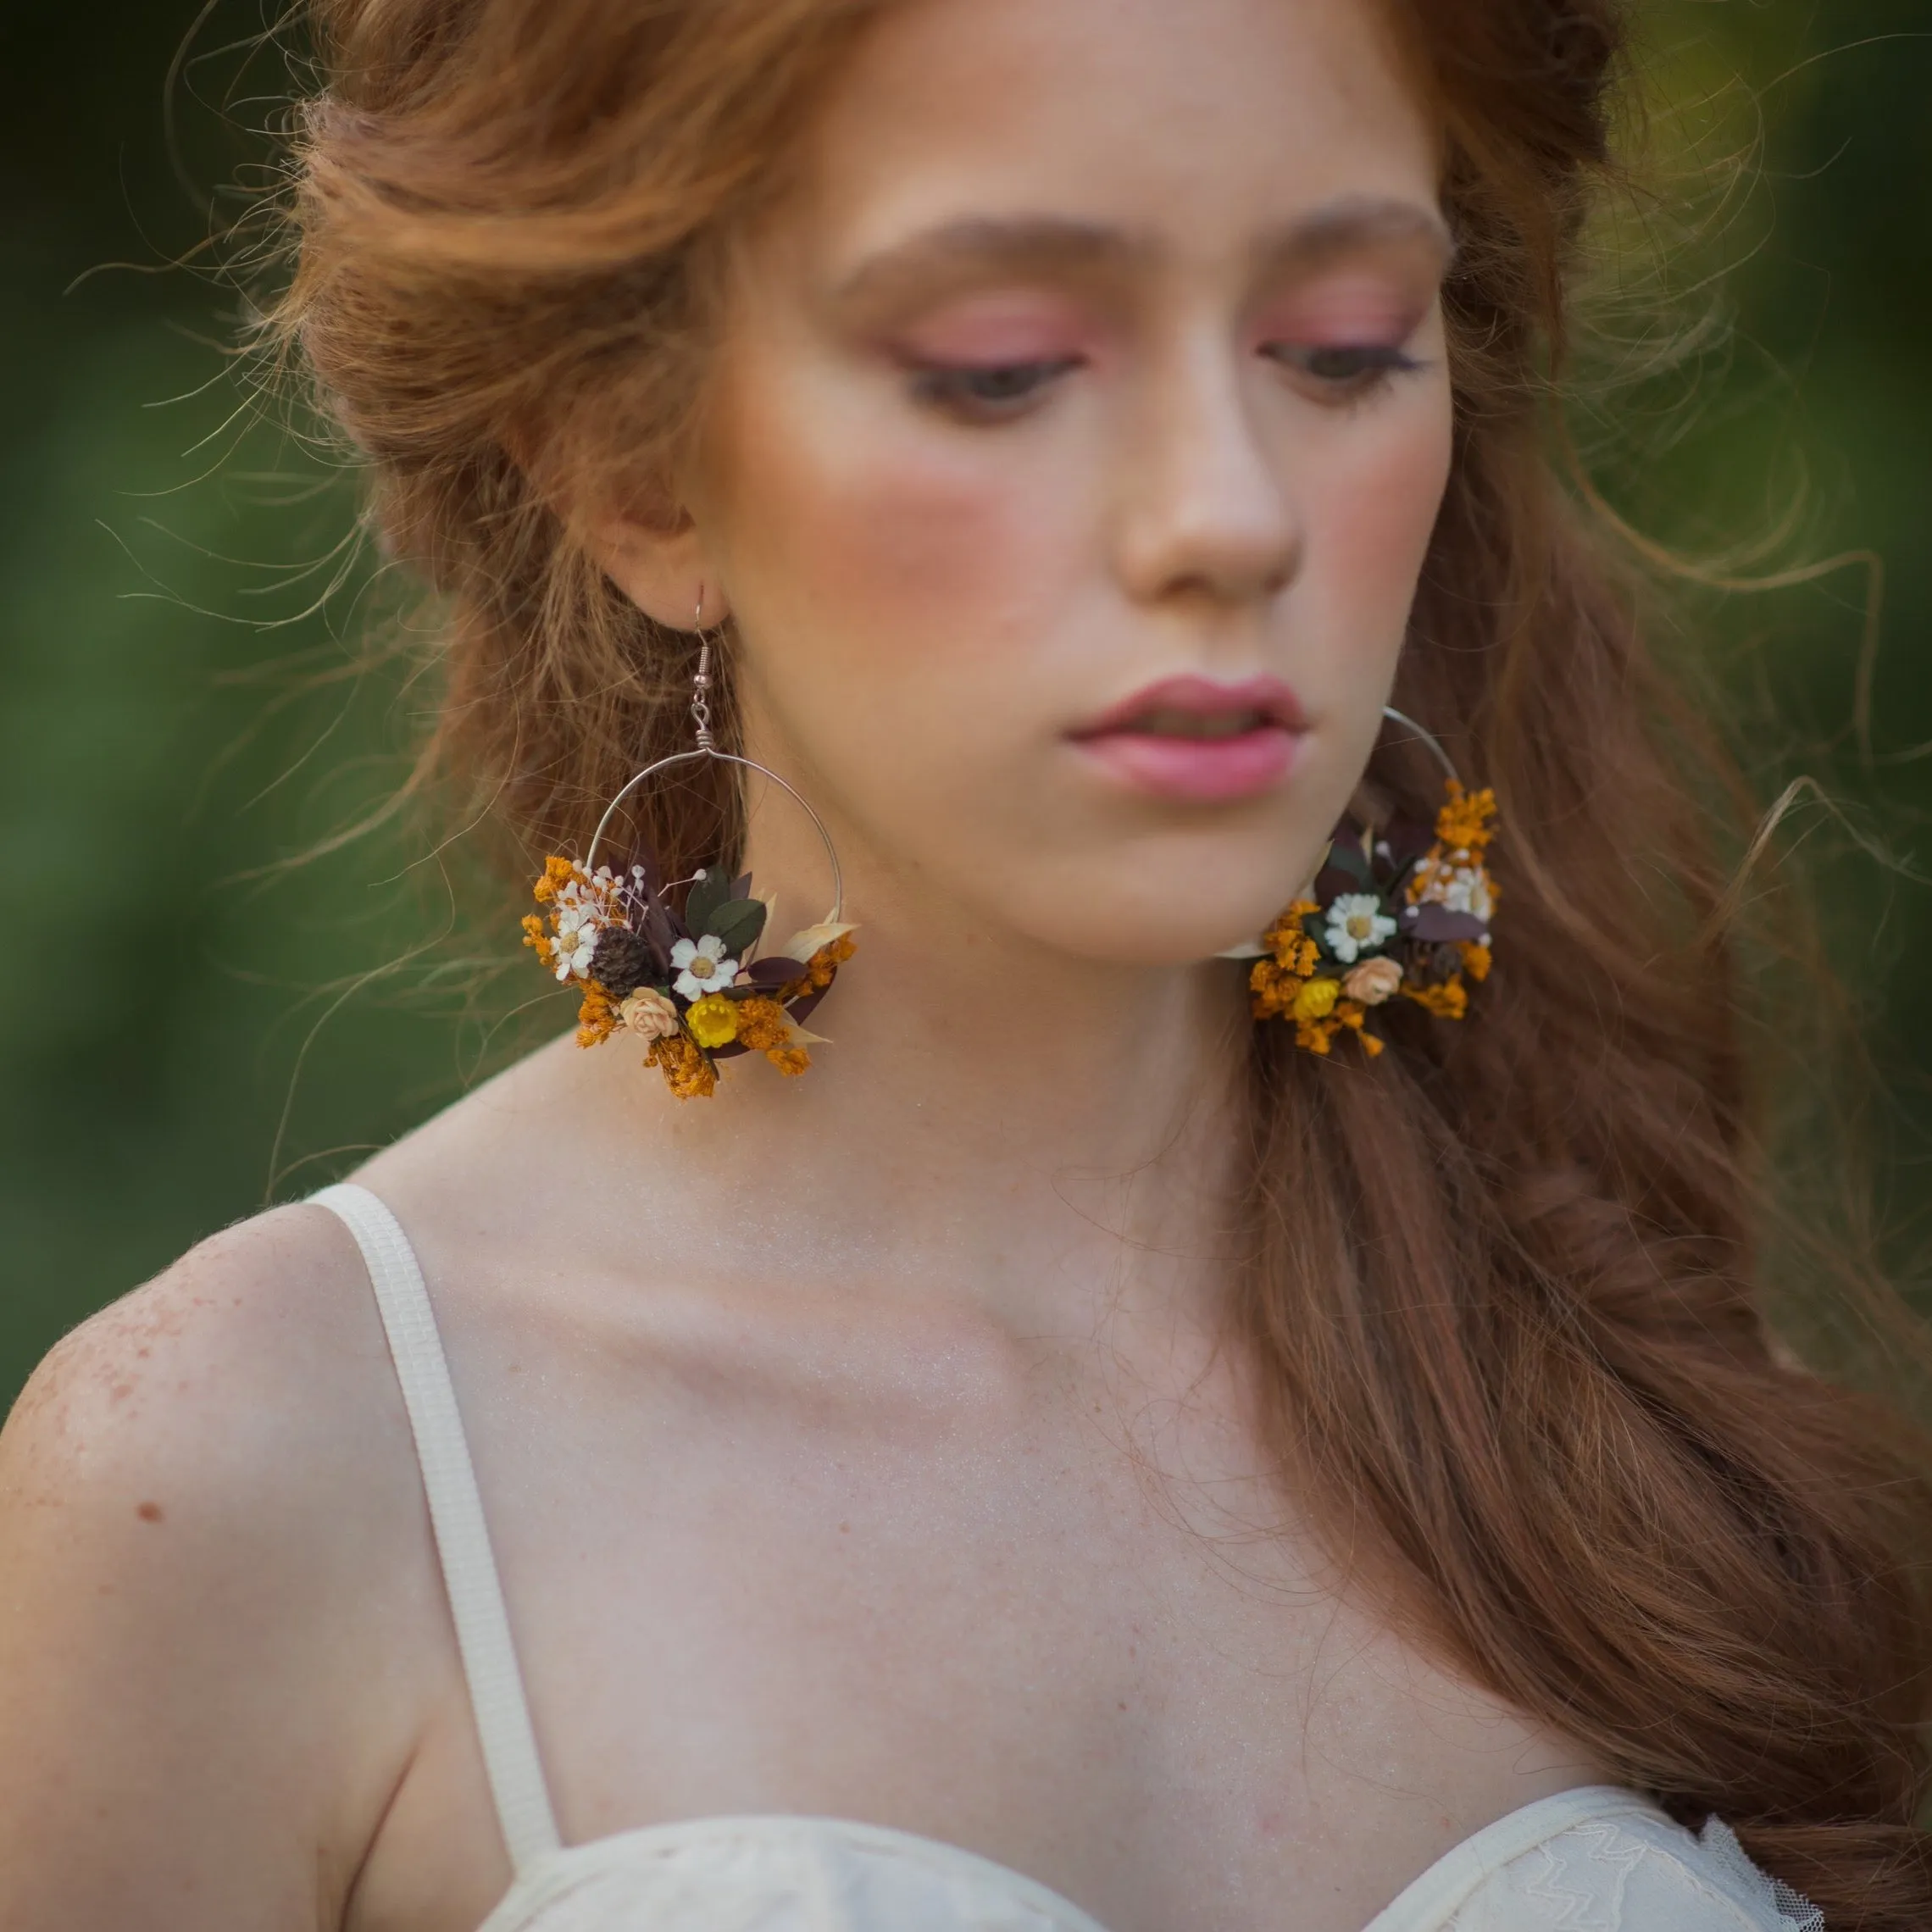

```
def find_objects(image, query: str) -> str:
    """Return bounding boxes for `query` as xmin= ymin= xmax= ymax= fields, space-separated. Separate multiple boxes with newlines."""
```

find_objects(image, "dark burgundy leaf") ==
xmin=745 ymin=956 xmax=807 ymax=988
xmin=637 ymin=894 xmax=680 ymax=966
xmin=1407 ymin=902 xmax=1487 ymax=942
xmin=786 ymin=985 xmax=830 ymax=1026
xmin=1382 ymin=817 xmax=1435 ymax=868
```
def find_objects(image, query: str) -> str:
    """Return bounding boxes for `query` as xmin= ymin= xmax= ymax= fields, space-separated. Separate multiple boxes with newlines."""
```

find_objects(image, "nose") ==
xmin=1110 ymin=336 xmax=1302 ymax=612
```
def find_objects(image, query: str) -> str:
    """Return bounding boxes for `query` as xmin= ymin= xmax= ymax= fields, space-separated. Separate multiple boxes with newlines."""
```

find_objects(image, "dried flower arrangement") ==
xmin=1250 ymin=780 xmax=1498 ymax=1057
xmin=525 ymin=853 xmax=855 ymax=1099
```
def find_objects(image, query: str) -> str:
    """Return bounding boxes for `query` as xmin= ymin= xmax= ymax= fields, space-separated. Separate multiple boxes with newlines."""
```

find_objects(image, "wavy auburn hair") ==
xmin=273 ymin=0 xmax=1932 ymax=1920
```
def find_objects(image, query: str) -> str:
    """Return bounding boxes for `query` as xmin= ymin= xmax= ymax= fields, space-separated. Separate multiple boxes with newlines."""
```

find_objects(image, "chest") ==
xmin=352 ymin=1278 xmax=1588 ymax=1932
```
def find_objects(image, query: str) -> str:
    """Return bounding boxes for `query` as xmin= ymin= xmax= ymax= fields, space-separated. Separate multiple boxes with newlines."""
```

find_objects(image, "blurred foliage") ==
xmin=1 ymin=1 xmax=1928 ymax=1402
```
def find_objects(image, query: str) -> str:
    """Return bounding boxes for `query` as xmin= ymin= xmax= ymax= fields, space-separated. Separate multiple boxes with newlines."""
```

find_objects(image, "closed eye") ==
xmin=911 ymin=357 xmax=1084 ymax=421
xmin=1263 ymin=342 xmax=1425 ymax=394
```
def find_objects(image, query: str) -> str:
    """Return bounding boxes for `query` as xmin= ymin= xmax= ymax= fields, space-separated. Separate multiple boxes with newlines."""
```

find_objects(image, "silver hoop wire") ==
xmin=585 ymin=748 xmax=844 ymax=926
xmin=1380 ymin=704 xmax=1461 ymax=784
xmin=585 ymin=598 xmax=844 ymax=925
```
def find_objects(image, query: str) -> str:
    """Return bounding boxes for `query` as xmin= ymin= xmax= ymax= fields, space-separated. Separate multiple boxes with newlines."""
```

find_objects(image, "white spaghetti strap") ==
xmin=309 ymin=1182 xmax=564 ymax=1873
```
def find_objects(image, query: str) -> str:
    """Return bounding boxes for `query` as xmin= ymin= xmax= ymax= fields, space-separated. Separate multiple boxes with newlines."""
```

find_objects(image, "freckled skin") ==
xmin=0 ymin=4 xmax=1605 ymax=1931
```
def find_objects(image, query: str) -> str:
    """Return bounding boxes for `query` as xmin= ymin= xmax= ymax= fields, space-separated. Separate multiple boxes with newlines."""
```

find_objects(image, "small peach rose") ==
xmin=1342 ymin=957 xmax=1402 ymax=1006
xmin=619 ymin=986 xmax=681 ymax=1042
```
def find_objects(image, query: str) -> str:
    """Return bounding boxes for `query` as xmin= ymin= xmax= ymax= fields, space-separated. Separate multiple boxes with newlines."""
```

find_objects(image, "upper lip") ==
xmin=1069 ymin=673 xmax=1305 ymax=739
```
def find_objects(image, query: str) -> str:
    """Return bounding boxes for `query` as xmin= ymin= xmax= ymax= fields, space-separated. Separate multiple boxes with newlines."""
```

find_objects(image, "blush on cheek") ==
xmin=1307 ymin=408 xmax=1453 ymax=641
xmin=739 ymin=405 xmax=1080 ymax=683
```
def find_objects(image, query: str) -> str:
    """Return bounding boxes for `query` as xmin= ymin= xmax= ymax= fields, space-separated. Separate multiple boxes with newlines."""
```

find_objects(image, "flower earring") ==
xmin=1246 ymin=705 xmax=1499 ymax=1058
xmin=522 ymin=597 xmax=856 ymax=1099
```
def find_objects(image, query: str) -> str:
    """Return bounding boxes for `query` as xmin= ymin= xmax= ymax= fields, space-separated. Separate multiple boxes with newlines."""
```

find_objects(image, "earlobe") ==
xmin=591 ymin=515 xmax=731 ymax=632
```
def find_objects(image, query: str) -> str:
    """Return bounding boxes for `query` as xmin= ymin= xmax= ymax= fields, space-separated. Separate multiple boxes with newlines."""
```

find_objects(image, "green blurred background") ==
xmin=1 ymin=2 xmax=1928 ymax=1405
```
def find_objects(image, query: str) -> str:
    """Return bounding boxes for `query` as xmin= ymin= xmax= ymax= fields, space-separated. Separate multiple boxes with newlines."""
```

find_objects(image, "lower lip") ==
xmin=1072 ymin=725 xmax=1300 ymax=802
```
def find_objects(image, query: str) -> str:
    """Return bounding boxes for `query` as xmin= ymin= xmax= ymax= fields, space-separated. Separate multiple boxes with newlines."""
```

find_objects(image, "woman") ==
xmin=1 ymin=0 xmax=1924 ymax=1925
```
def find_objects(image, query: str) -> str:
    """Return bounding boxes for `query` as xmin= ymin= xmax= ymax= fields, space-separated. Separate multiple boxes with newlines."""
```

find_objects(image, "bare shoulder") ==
xmin=0 ymin=1206 xmax=438 ymax=1927
xmin=3 ymin=1200 xmax=404 ymax=1521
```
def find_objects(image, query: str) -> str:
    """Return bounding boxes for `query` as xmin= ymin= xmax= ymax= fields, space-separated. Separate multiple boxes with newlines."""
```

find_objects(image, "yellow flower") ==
xmin=684 ymin=993 xmax=741 ymax=1050
xmin=1292 ymin=977 xmax=1341 ymax=1023
xmin=1459 ymin=941 xmax=1492 ymax=983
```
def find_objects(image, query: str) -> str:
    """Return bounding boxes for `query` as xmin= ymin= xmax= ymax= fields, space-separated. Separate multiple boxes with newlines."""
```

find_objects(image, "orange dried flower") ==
xmin=1459 ymin=941 xmax=1492 ymax=982
xmin=646 ymin=1031 xmax=718 ymax=1100
xmin=1435 ymin=782 xmax=1497 ymax=855
xmin=808 ymin=933 xmax=857 ymax=987
xmin=533 ymin=854 xmax=578 ymax=905
xmin=783 ymin=932 xmax=858 ymax=1001
xmin=733 ymin=997 xmax=792 ymax=1052
xmin=732 ymin=994 xmax=814 ymax=1075
xmin=521 ymin=913 xmax=556 ymax=972
xmin=575 ymin=981 xmax=619 ymax=1047
xmin=1293 ymin=998 xmax=1384 ymax=1058
xmin=1296 ymin=1019 xmax=1337 ymax=1055
xmin=1402 ymin=976 xmax=1468 ymax=1021
xmin=1263 ymin=900 xmax=1321 ymax=975
xmin=1249 ymin=959 xmax=1291 ymax=1020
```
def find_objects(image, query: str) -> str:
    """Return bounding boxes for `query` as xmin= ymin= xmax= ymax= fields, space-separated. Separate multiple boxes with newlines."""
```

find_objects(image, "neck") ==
xmin=585 ymin=833 xmax=1255 ymax=1337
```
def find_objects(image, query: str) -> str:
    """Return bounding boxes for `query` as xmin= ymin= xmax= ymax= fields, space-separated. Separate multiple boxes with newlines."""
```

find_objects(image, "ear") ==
xmin=590 ymin=512 xmax=733 ymax=632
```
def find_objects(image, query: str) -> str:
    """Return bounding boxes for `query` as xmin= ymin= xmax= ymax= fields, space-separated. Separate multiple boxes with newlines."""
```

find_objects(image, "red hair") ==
xmin=272 ymin=2 xmax=1932 ymax=1921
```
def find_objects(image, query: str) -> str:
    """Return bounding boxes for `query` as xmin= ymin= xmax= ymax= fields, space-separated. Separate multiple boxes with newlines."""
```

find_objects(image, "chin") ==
xmin=1004 ymin=881 xmax=1300 ymax=971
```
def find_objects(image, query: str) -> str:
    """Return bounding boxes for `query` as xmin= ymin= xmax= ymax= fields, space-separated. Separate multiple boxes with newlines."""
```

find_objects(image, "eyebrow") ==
xmin=830 ymin=196 xmax=1454 ymax=310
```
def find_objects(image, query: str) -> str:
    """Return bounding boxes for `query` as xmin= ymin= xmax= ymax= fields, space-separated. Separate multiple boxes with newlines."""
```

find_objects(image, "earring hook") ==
xmin=584 ymin=584 xmax=844 ymax=922
xmin=691 ymin=588 xmax=715 ymax=753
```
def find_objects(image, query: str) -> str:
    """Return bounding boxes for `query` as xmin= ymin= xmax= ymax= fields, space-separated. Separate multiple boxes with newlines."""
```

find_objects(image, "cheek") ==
xmin=1299 ymin=391 xmax=1452 ymax=670
xmin=711 ymin=371 xmax=1084 ymax=711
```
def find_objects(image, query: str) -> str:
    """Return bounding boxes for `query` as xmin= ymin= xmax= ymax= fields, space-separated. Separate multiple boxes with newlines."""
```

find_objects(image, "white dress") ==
xmin=313 ymin=1185 xmax=1824 ymax=1932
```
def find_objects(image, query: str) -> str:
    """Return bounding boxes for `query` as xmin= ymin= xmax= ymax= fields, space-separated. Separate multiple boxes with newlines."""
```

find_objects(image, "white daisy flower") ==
xmin=552 ymin=912 xmax=601 ymax=982
xmin=670 ymin=933 xmax=739 ymax=1002
xmin=1324 ymin=892 xmax=1396 ymax=963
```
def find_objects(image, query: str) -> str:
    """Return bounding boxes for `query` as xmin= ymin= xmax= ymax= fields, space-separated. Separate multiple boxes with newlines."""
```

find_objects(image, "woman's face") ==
xmin=687 ymin=0 xmax=1452 ymax=965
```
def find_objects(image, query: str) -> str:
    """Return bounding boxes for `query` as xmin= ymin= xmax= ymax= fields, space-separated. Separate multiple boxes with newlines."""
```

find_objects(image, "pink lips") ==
xmin=1069 ymin=674 xmax=1304 ymax=803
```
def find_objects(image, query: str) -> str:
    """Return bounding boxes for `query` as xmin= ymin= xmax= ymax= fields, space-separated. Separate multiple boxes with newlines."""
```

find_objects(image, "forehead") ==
xmin=780 ymin=0 xmax=1439 ymax=270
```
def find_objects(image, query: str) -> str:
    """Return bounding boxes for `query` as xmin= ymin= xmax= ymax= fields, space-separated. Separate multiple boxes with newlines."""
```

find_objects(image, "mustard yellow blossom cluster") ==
xmin=1249 ymin=777 xmax=1500 ymax=1059
xmin=525 ymin=850 xmax=852 ymax=1099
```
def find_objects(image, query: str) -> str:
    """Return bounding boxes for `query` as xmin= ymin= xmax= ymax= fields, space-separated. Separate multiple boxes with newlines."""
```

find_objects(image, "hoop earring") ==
xmin=522 ymin=596 xmax=855 ymax=1100
xmin=1241 ymin=703 xmax=1500 ymax=1058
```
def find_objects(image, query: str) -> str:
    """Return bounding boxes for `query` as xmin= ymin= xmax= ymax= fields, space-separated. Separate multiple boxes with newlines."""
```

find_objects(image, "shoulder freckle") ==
xmin=2 ymin=1202 xmax=391 ymax=1523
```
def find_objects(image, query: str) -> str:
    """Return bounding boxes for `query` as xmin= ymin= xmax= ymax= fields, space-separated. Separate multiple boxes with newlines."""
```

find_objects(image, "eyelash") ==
xmin=910 ymin=341 xmax=1425 ymax=422
xmin=1263 ymin=342 xmax=1427 ymax=393
xmin=911 ymin=358 xmax=1084 ymax=419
